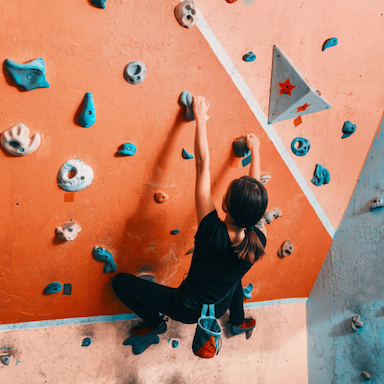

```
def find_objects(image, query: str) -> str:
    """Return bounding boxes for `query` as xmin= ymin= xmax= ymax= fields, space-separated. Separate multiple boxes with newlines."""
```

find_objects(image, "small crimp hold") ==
xmin=322 ymin=38 xmax=338 ymax=51
xmin=78 ymin=93 xmax=96 ymax=128
xmin=233 ymin=136 xmax=250 ymax=157
xmin=243 ymin=52 xmax=256 ymax=62
xmin=0 ymin=354 xmax=11 ymax=366
xmin=172 ymin=340 xmax=179 ymax=348
xmin=370 ymin=197 xmax=384 ymax=211
xmin=171 ymin=228 xmax=180 ymax=235
xmin=342 ymin=121 xmax=356 ymax=138
xmin=264 ymin=209 xmax=282 ymax=224
xmin=182 ymin=148 xmax=194 ymax=159
xmin=185 ymin=247 xmax=195 ymax=255
xmin=361 ymin=372 xmax=371 ymax=381
xmin=91 ymin=0 xmax=108 ymax=8
xmin=92 ymin=247 xmax=117 ymax=273
xmin=82 ymin=337 xmax=92 ymax=347
xmin=154 ymin=192 xmax=169 ymax=203
xmin=350 ymin=315 xmax=364 ymax=332
xmin=137 ymin=273 xmax=157 ymax=283
xmin=56 ymin=222 xmax=82 ymax=241
xmin=44 ymin=282 xmax=63 ymax=294
xmin=277 ymin=240 xmax=293 ymax=258
xmin=261 ymin=174 xmax=271 ymax=184
xmin=243 ymin=283 xmax=253 ymax=299
xmin=117 ymin=143 xmax=137 ymax=156
xmin=311 ymin=164 xmax=330 ymax=186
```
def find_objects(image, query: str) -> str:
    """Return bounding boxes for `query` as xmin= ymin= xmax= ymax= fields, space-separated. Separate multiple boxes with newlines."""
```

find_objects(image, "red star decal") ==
xmin=296 ymin=103 xmax=311 ymax=112
xmin=279 ymin=79 xmax=296 ymax=96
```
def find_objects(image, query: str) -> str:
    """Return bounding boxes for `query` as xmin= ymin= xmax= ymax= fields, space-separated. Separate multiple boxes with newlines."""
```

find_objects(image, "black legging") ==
xmin=112 ymin=273 xmax=245 ymax=328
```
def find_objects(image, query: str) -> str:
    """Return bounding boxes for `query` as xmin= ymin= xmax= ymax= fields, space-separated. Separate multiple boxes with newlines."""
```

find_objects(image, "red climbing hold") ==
xmin=278 ymin=79 xmax=296 ymax=96
xmin=296 ymin=103 xmax=311 ymax=112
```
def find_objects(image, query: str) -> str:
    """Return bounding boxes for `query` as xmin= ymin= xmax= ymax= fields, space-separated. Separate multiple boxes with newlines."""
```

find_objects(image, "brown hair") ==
xmin=223 ymin=176 xmax=268 ymax=263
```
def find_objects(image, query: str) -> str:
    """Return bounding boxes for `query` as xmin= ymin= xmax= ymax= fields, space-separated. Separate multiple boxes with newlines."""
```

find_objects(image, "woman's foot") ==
xmin=130 ymin=316 xmax=168 ymax=336
xmin=230 ymin=318 xmax=256 ymax=339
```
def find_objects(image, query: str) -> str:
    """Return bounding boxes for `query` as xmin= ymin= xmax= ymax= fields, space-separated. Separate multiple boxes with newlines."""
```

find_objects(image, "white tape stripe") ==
xmin=0 ymin=298 xmax=307 ymax=331
xmin=195 ymin=10 xmax=335 ymax=238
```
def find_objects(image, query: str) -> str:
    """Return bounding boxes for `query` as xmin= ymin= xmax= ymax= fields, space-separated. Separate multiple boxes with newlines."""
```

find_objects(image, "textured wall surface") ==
xmin=307 ymin=120 xmax=384 ymax=383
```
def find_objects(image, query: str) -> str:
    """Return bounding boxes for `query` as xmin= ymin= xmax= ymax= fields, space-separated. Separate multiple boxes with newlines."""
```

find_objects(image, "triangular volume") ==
xmin=268 ymin=45 xmax=331 ymax=124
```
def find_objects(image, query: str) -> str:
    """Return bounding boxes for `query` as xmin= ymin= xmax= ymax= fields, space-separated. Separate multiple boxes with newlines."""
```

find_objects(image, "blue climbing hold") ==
xmin=182 ymin=148 xmax=194 ymax=159
xmin=5 ymin=58 xmax=49 ymax=91
xmin=78 ymin=93 xmax=96 ymax=128
xmin=243 ymin=52 xmax=256 ymax=62
xmin=123 ymin=333 xmax=160 ymax=355
xmin=92 ymin=247 xmax=117 ymax=273
xmin=322 ymin=38 xmax=338 ymax=51
xmin=242 ymin=154 xmax=252 ymax=167
xmin=179 ymin=91 xmax=195 ymax=121
xmin=82 ymin=337 xmax=92 ymax=347
xmin=291 ymin=137 xmax=310 ymax=156
xmin=171 ymin=228 xmax=180 ymax=235
xmin=342 ymin=121 xmax=356 ymax=138
xmin=311 ymin=164 xmax=330 ymax=186
xmin=44 ymin=282 xmax=63 ymax=294
xmin=117 ymin=143 xmax=137 ymax=156
xmin=91 ymin=0 xmax=108 ymax=8
xmin=172 ymin=340 xmax=179 ymax=348
xmin=243 ymin=283 xmax=253 ymax=299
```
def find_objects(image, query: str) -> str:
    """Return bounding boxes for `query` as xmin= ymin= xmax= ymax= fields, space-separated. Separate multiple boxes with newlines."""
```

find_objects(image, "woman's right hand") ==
xmin=193 ymin=95 xmax=210 ymax=122
xmin=246 ymin=133 xmax=260 ymax=153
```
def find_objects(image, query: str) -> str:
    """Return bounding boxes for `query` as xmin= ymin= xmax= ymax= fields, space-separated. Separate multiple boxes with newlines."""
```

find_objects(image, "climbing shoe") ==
xmin=230 ymin=318 xmax=256 ymax=339
xmin=129 ymin=316 xmax=168 ymax=336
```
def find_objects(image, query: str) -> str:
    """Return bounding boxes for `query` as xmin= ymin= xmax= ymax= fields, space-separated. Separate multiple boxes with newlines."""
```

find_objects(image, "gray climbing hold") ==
xmin=57 ymin=159 xmax=94 ymax=192
xmin=342 ymin=121 xmax=356 ymax=138
xmin=78 ymin=93 xmax=96 ymax=128
xmin=243 ymin=52 xmax=256 ymax=62
xmin=124 ymin=61 xmax=147 ymax=85
xmin=311 ymin=164 xmax=330 ymax=186
xmin=361 ymin=372 xmax=371 ymax=381
xmin=322 ymin=38 xmax=338 ymax=51
xmin=370 ymin=197 xmax=384 ymax=211
xmin=264 ymin=209 xmax=282 ymax=224
xmin=179 ymin=91 xmax=195 ymax=121
xmin=92 ymin=247 xmax=117 ymax=273
xmin=172 ymin=340 xmax=179 ymax=348
xmin=4 ymin=58 xmax=49 ymax=91
xmin=182 ymin=148 xmax=194 ymax=159
xmin=185 ymin=247 xmax=194 ymax=255
xmin=243 ymin=283 xmax=253 ymax=299
xmin=0 ymin=354 xmax=11 ymax=366
xmin=233 ymin=136 xmax=250 ymax=157
xmin=261 ymin=174 xmax=271 ymax=184
xmin=277 ymin=240 xmax=293 ymax=258
xmin=44 ymin=282 xmax=63 ymax=294
xmin=137 ymin=273 xmax=157 ymax=283
xmin=174 ymin=0 xmax=197 ymax=28
xmin=171 ymin=228 xmax=180 ymax=235
xmin=117 ymin=143 xmax=137 ymax=156
xmin=291 ymin=137 xmax=310 ymax=156
xmin=350 ymin=315 xmax=364 ymax=332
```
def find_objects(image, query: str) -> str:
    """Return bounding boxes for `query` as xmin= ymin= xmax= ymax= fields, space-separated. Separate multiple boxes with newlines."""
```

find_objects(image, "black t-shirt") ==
xmin=184 ymin=210 xmax=267 ymax=303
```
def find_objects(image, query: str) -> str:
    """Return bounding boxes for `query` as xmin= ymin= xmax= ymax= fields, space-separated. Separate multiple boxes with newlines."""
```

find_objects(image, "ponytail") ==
xmin=232 ymin=228 xmax=265 ymax=264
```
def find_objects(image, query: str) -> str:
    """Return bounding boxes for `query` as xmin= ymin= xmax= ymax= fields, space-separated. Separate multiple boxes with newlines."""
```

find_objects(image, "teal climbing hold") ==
xmin=78 ymin=93 xmax=96 ymax=128
xmin=171 ymin=228 xmax=180 ymax=235
xmin=117 ymin=143 xmax=137 ymax=156
xmin=172 ymin=340 xmax=179 ymax=348
xmin=242 ymin=154 xmax=252 ymax=167
xmin=182 ymin=148 xmax=194 ymax=159
xmin=322 ymin=38 xmax=338 ymax=51
xmin=92 ymin=246 xmax=117 ymax=273
xmin=91 ymin=0 xmax=108 ymax=8
xmin=291 ymin=137 xmax=310 ymax=156
xmin=5 ymin=58 xmax=49 ymax=91
xmin=243 ymin=52 xmax=256 ymax=62
xmin=311 ymin=164 xmax=330 ymax=186
xmin=82 ymin=337 xmax=92 ymax=347
xmin=243 ymin=283 xmax=253 ymax=299
xmin=44 ymin=282 xmax=63 ymax=294
xmin=123 ymin=333 xmax=160 ymax=355
xmin=342 ymin=121 xmax=356 ymax=138
xmin=179 ymin=91 xmax=195 ymax=121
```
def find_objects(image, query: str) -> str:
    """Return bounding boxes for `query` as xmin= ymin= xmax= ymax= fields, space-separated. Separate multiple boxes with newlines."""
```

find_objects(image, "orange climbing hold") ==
xmin=154 ymin=191 xmax=169 ymax=203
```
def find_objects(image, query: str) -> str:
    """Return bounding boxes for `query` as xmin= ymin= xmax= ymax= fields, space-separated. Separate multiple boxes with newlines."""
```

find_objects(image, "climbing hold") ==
xmin=82 ymin=337 xmax=92 ymax=347
xmin=179 ymin=91 xmax=195 ymax=121
xmin=291 ymin=137 xmax=310 ymax=156
xmin=92 ymin=247 xmax=117 ymax=273
xmin=261 ymin=174 xmax=272 ymax=184
xmin=342 ymin=121 xmax=356 ymax=138
xmin=185 ymin=247 xmax=195 ymax=255
xmin=172 ymin=340 xmax=179 ymax=348
xmin=78 ymin=93 xmax=96 ymax=128
xmin=242 ymin=154 xmax=252 ymax=167
xmin=0 ymin=354 xmax=11 ymax=366
xmin=226 ymin=0 xmax=238 ymax=2
xmin=1 ymin=123 xmax=41 ymax=156
xmin=171 ymin=228 xmax=180 ymax=235
xmin=4 ymin=58 xmax=49 ymax=91
xmin=91 ymin=0 xmax=108 ymax=8
xmin=174 ymin=0 xmax=197 ymax=28
xmin=124 ymin=61 xmax=147 ymax=85
xmin=370 ymin=197 xmax=384 ymax=211
xmin=311 ymin=164 xmax=330 ymax=186
xmin=350 ymin=315 xmax=364 ymax=332
xmin=361 ymin=372 xmax=371 ymax=381
xmin=243 ymin=283 xmax=253 ymax=299
xmin=182 ymin=148 xmax=194 ymax=159
xmin=243 ymin=52 xmax=256 ymax=62
xmin=57 ymin=159 xmax=94 ymax=192
xmin=268 ymin=45 xmax=331 ymax=124
xmin=322 ymin=38 xmax=338 ymax=51
xmin=56 ymin=222 xmax=82 ymax=241
xmin=63 ymin=284 xmax=72 ymax=295
xmin=137 ymin=273 xmax=157 ymax=283
xmin=264 ymin=209 xmax=282 ymax=224
xmin=117 ymin=143 xmax=137 ymax=156
xmin=233 ymin=136 xmax=250 ymax=157
xmin=123 ymin=333 xmax=160 ymax=355
xmin=154 ymin=192 xmax=169 ymax=203
xmin=44 ymin=282 xmax=63 ymax=294
xmin=277 ymin=240 xmax=293 ymax=258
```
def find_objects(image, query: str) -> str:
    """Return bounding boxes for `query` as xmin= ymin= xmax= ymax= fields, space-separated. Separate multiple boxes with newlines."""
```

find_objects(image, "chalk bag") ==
xmin=192 ymin=304 xmax=222 ymax=358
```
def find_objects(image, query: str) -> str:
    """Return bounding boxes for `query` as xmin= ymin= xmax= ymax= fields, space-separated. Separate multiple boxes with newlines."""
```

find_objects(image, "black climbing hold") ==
xmin=171 ymin=228 xmax=180 ymax=235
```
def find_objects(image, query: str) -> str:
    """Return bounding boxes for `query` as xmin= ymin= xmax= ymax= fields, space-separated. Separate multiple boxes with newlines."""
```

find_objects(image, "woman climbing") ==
xmin=112 ymin=95 xmax=268 ymax=351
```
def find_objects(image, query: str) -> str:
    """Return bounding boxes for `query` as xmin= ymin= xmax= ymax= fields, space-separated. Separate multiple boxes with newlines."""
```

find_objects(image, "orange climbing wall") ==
xmin=0 ymin=0 xmax=334 ymax=325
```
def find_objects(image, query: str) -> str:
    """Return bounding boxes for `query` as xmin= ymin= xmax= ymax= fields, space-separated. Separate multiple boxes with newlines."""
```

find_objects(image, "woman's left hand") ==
xmin=193 ymin=95 xmax=210 ymax=122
